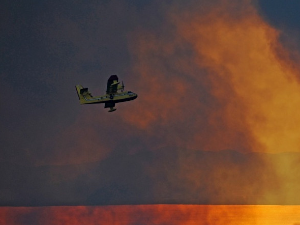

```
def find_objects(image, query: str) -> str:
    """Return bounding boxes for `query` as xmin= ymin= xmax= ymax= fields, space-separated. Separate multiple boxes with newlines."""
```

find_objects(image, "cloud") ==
xmin=124 ymin=0 xmax=300 ymax=154
xmin=120 ymin=0 xmax=300 ymax=204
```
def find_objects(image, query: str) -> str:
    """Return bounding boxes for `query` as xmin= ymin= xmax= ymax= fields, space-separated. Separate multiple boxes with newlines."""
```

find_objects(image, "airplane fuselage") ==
xmin=79 ymin=91 xmax=137 ymax=105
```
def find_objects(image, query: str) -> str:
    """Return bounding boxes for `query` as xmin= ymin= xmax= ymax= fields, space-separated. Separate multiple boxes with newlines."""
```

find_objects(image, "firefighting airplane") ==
xmin=75 ymin=75 xmax=137 ymax=112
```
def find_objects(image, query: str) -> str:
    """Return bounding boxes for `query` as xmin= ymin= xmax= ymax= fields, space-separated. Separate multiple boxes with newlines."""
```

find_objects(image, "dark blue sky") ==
xmin=258 ymin=0 xmax=300 ymax=30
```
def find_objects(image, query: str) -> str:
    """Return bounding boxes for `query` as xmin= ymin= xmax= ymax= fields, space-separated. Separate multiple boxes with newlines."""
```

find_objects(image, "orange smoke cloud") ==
xmin=123 ymin=2 xmax=259 ymax=152
xmin=121 ymin=0 xmax=300 ymax=204
xmin=176 ymin=0 xmax=300 ymax=154
xmin=125 ymin=0 xmax=300 ymax=154
xmin=1 ymin=205 xmax=300 ymax=225
xmin=173 ymin=0 xmax=300 ymax=203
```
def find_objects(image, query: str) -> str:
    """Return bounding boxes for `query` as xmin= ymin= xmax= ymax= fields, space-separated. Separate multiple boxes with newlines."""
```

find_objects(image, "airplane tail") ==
xmin=75 ymin=85 xmax=93 ymax=104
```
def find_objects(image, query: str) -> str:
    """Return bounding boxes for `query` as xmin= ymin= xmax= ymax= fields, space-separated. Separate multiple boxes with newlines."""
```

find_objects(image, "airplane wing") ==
xmin=106 ymin=75 xmax=119 ymax=94
xmin=76 ymin=85 xmax=109 ymax=104
xmin=75 ymin=85 xmax=94 ymax=104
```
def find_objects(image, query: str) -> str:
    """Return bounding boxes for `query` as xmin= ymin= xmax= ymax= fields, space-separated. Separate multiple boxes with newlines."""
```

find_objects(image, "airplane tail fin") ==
xmin=75 ymin=85 xmax=93 ymax=104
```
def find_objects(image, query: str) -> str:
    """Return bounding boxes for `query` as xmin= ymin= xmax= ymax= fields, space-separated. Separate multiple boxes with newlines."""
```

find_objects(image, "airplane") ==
xmin=75 ymin=75 xmax=137 ymax=112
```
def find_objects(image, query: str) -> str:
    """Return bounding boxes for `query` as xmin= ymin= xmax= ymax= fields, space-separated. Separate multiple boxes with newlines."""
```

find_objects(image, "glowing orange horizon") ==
xmin=1 ymin=205 xmax=300 ymax=225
